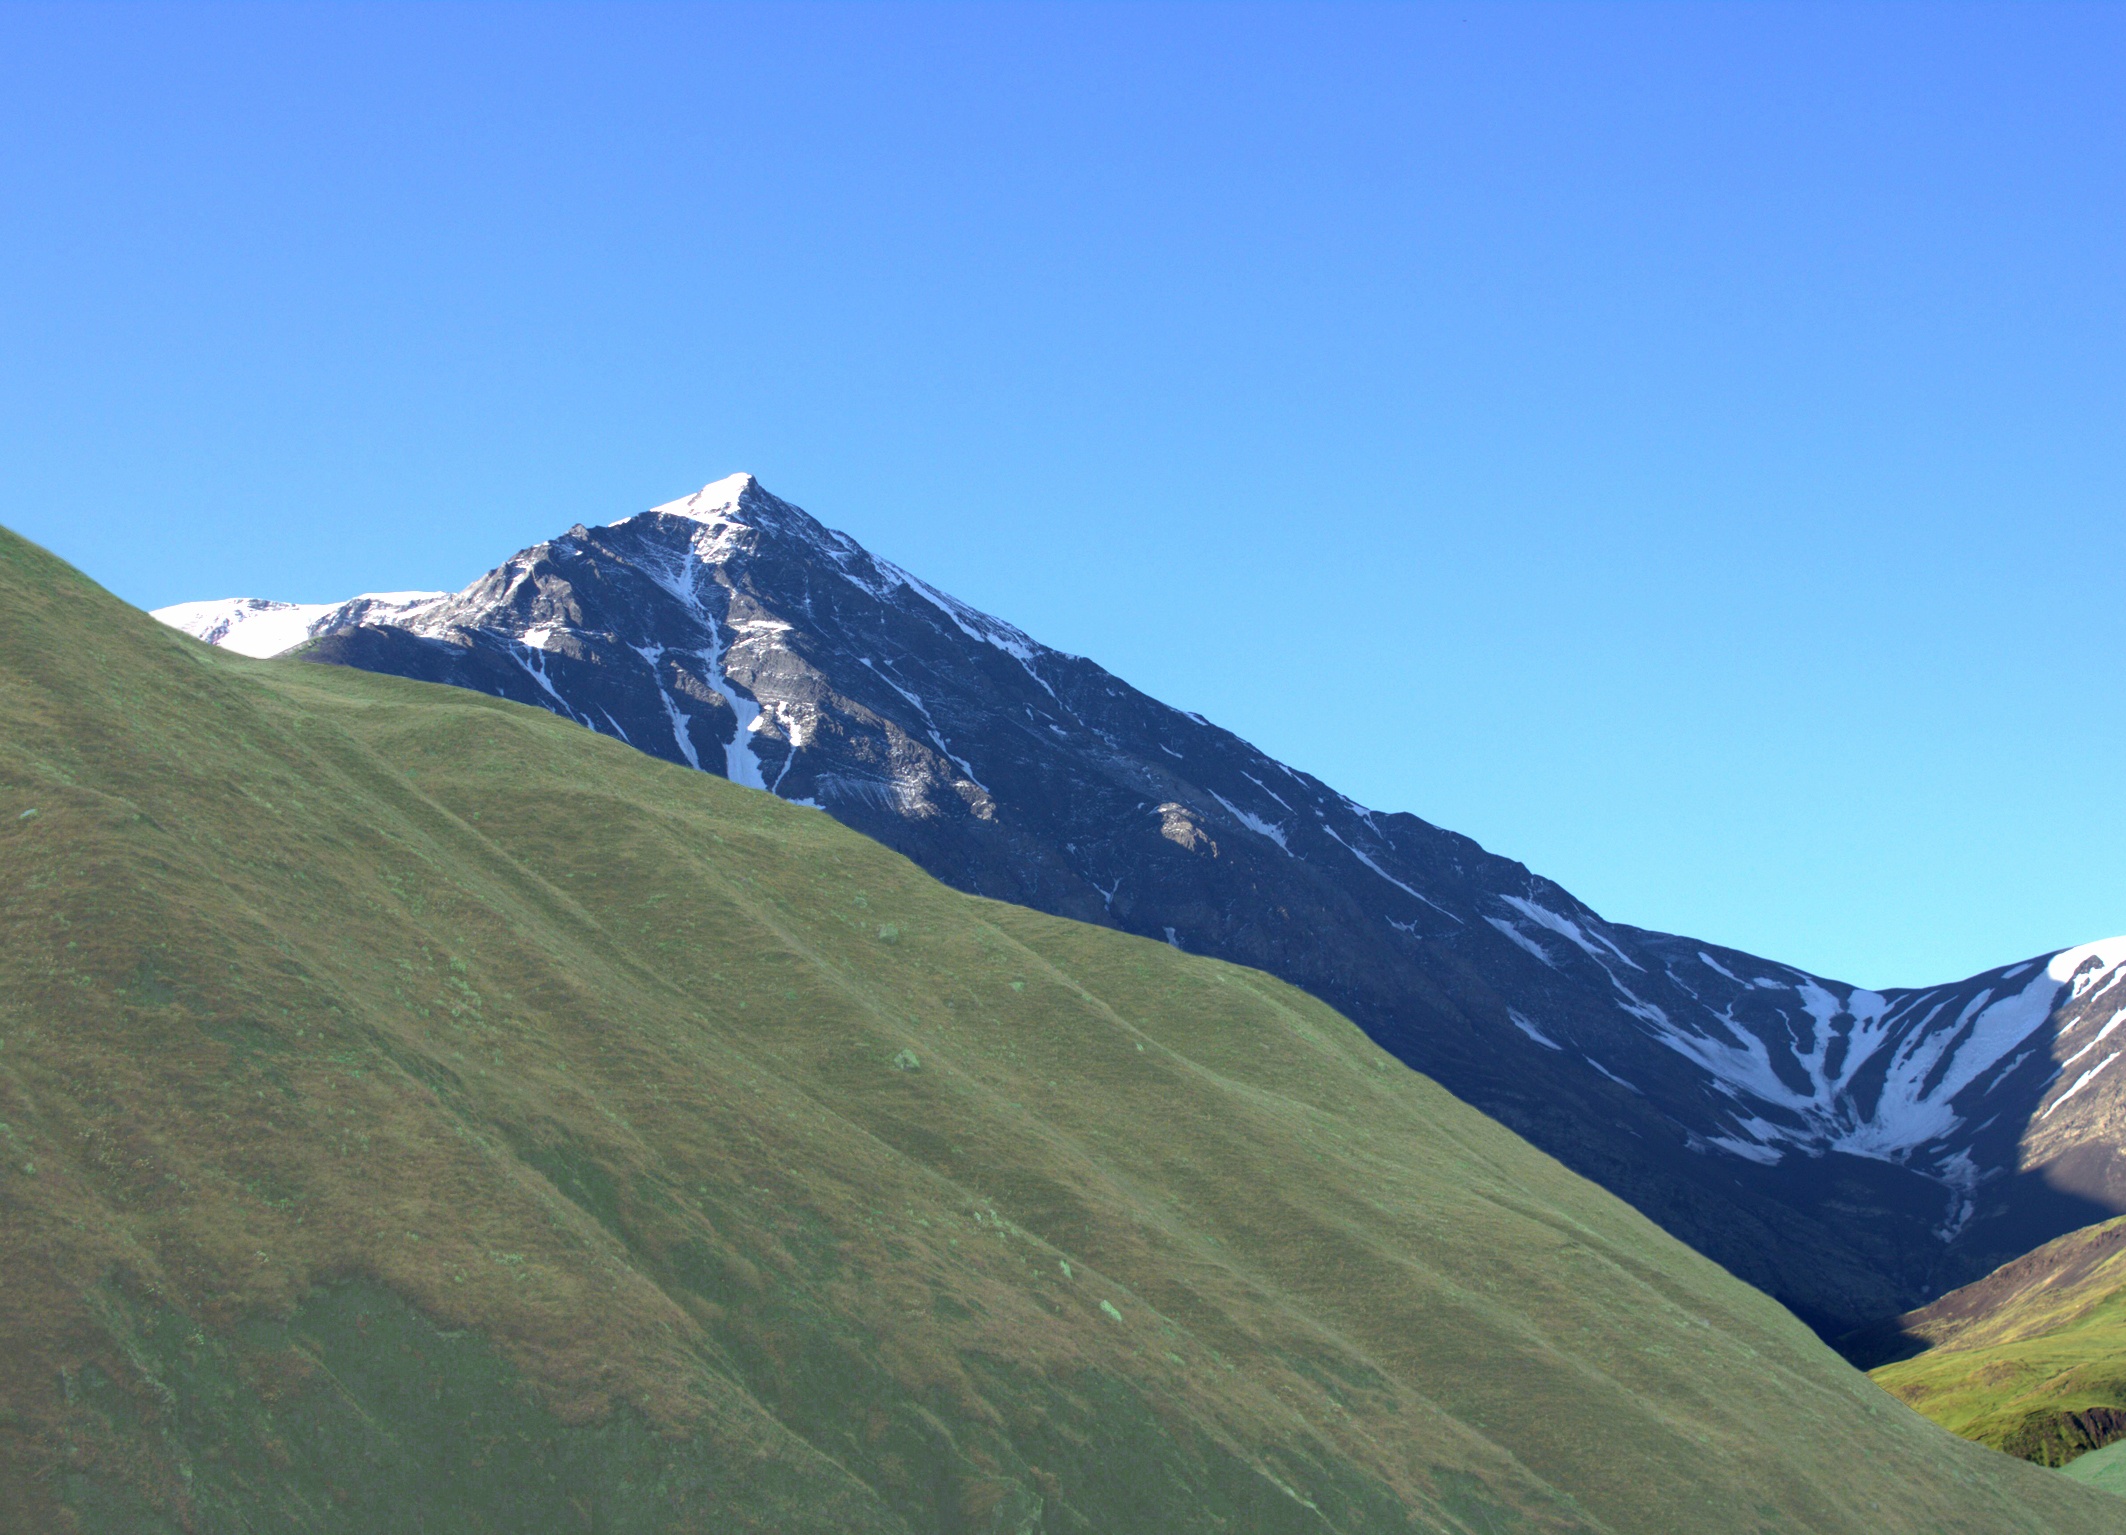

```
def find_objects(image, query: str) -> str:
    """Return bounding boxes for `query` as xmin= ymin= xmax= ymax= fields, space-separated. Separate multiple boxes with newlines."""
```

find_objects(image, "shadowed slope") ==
xmin=2 ymin=526 xmax=2115 ymax=1533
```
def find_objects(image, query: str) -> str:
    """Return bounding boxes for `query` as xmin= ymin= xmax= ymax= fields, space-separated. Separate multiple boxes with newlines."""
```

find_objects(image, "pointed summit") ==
xmin=644 ymin=472 xmax=759 ymax=524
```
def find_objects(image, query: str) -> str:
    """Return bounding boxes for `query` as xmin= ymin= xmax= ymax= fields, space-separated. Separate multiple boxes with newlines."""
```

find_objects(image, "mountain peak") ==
xmin=642 ymin=472 xmax=761 ymax=525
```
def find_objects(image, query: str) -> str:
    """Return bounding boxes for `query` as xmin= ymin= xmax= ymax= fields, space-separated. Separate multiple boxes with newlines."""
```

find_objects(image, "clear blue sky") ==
xmin=4 ymin=2 xmax=2121 ymax=988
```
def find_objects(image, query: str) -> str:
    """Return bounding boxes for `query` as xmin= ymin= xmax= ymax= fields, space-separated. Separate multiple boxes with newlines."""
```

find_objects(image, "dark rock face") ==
xmin=160 ymin=475 xmax=2126 ymax=1336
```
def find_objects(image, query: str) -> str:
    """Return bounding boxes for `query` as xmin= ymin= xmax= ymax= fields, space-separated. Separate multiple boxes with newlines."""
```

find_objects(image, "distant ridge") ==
xmin=160 ymin=476 xmax=2126 ymax=1335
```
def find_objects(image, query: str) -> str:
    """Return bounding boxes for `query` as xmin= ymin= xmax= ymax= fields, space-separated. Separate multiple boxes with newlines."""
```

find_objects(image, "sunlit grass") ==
xmin=1874 ymin=1216 xmax=2126 ymax=1467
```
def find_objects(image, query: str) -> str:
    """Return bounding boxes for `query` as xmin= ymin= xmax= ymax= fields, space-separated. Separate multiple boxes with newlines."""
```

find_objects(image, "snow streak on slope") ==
xmin=1628 ymin=934 xmax=2126 ymax=1179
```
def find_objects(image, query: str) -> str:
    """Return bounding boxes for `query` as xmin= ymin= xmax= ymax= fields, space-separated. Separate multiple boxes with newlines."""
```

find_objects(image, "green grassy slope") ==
xmin=0 ymin=526 xmax=2114 ymax=1535
xmin=1869 ymin=1216 xmax=2126 ymax=1466
xmin=2062 ymin=1439 xmax=2126 ymax=1496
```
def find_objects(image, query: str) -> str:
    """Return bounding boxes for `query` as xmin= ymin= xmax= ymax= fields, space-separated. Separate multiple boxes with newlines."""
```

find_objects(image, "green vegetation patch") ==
xmin=60 ymin=1274 xmax=890 ymax=1534
xmin=1871 ymin=1216 xmax=2126 ymax=1468
xmin=2060 ymin=1439 xmax=2126 ymax=1499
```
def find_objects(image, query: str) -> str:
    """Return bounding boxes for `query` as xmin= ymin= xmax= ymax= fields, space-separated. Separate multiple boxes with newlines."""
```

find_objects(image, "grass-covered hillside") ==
xmin=2062 ymin=1439 xmax=2126 ymax=1497
xmin=1867 ymin=1215 xmax=2126 ymax=1467
xmin=0 ymin=524 xmax=2115 ymax=1534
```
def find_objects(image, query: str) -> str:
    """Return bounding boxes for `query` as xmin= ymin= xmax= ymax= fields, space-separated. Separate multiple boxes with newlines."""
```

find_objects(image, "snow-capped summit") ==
xmin=155 ymin=476 xmax=2126 ymax=1336
xmin=642 ymin=472 xmax=759 ymax=524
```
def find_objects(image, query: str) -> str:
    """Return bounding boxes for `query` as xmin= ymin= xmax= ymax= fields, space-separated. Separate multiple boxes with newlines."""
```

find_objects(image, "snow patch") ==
xmin=643 ymin=473 xmax=757 ymax=525
xmin=1485 ymin=917 xmax=1555 ymax=968
xmin=1497 ymin=896 xmax=1643 ymax=972
xmin=1509 ymin=1010 xmax=1562 ymax=1050
xmin=868 ymin=555 xmax=1071 ymax=705
xmin=1697 ymin=951 xmax=1742 ymax=984
xmin=2060 ymin=1007 xmax=2126 ymax=1071
xmin=154 ymin=592 xmax=446 ymax=658
xmin=1638 ymin=942 xmax=2089 ymax=1177
xmin=2053 ymin=937 xmax=2126 ymax=990
xmin=1208 ymin=790 xmax=1288 ymax=852
xmin=696 ymin=611 xmax=768 ymax=789
xmin=859 ymin=658 xmax=989 ymax=790
xmin=1323 ymin=826 xmax=1459 ymax=921
xmin=508 ymin=639 xmax=580 ymax=719
xmin=2045 ymin=1050 xmax=2124 ymax=1120
xmin=632 ymin=644 xmax=702 ymax=771
xmin=1583 ymin=1057 xmax=1640 ymax=1094
xmin=1706 ymin=1134 xmax=1783 ymax=1166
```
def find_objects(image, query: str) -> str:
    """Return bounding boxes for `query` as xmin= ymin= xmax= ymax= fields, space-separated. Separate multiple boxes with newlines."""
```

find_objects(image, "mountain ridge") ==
xmin=158 ymin=476 xmax=2126 ymax=1335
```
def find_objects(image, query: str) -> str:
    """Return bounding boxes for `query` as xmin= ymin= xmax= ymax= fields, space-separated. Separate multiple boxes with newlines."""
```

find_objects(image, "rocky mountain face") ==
xmin=157 ymin=475 xmax=2126 ymax=1336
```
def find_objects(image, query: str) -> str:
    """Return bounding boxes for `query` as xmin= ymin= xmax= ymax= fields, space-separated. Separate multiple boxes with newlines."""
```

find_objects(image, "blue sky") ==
xmin=3 ymin=2 xmax=2121 ymax=988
